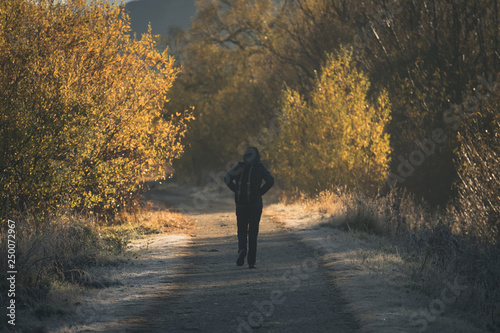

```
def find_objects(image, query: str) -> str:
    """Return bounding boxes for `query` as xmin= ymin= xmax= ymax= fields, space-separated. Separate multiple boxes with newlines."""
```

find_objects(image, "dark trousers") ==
xmin=236 ymin=206 xmax=263 ymax=266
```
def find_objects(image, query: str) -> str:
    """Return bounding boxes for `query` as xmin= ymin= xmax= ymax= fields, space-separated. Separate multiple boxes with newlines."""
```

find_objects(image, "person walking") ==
xmin=224 ymin=147 xmax=274 ymax=269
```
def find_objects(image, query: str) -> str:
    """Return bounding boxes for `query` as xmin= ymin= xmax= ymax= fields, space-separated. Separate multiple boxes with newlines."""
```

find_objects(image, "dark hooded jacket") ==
xmin=224 ymin=147 xmax=274 ymax=207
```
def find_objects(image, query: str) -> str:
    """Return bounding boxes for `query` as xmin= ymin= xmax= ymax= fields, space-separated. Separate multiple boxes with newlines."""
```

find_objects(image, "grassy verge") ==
xmin=285 ymin=189 xmax=500 ymax=331
xmin=0 ymin=202 xmax=192 ymax=327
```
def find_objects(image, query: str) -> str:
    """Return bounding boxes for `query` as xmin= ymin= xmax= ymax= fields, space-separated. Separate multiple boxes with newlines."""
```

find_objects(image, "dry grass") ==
xmin=285 ymin=188 xmax=500 ymax=331
xmin=115 ymin=201 xmax=193 ymax=235
xmin=97 ymin=203 xmax=193 ymax=254
xmin=0 ymin=212 xmax=105 ymax=325
xmin=0 ymin=202 xmax=192 ymax=327
xmin=299 ymin=188 xmax=431 ymax=236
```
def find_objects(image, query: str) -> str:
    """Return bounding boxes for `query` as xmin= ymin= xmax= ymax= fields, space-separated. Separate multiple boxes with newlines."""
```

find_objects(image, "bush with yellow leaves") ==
xmin=269 ymin=48 xmax=391 ymax=194
xmin=0 ymin=0 xmax=193 ymax=219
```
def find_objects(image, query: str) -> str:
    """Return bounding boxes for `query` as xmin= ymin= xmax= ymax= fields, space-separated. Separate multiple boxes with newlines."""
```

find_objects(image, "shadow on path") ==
xmin=100 ymin=185 xmax=360 ymax=332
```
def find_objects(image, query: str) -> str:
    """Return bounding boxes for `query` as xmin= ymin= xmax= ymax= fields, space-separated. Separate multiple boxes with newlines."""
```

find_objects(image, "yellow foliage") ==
xmin=268 ymin=48 xmax=391 ymax=194
xmin=0 ymin=0 xmax=192 ymax=219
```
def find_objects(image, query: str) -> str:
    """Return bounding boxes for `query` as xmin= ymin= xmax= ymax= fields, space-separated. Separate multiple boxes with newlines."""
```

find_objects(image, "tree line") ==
xmin=0 ymin=0 xmax=498 ymax=241
xmin=166 ymin=0 xmax=498 ymax=241
xmin=168 ymin=0 xmax=498 ymax=199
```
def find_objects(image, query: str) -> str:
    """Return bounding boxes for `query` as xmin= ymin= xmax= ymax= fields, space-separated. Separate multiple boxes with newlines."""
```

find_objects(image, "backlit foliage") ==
xmin=168 ymin=0 xmax=285 ymax=179
xmin=455 ymin=84 xmax=500 ymax=244
xmin=0 ymin=0 xmax=192 ymax=219
xmin=269 ymin=49 xmax=391 ymax=194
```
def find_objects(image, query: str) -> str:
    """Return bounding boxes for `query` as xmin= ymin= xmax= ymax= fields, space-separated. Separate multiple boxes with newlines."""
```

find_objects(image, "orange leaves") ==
xmin=0 ymin=0 xmax=192 ymax=220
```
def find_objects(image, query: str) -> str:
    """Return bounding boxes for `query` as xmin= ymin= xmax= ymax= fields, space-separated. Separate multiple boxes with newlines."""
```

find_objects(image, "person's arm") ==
xmin=224 ymin=164 xmax=241 ymax=193
xmin=260 ymin=165 xmax=274 ymax=195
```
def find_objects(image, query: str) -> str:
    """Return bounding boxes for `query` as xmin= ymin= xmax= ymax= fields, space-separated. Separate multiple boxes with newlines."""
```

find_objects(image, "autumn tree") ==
xmin=268 ymin=49 xmax=391 ymax=193
xmin=167 ymin=0 xmax=289 ymax=180
xmin=266 ymin=0 xmax=354 ymax=94
xmin=167 ymin=0 xmax=356 ymax=181
xmin=164 ymin=0 xmax=497 ymax=204
xmin=0 ymin=0 xmax=192 ymax=219
xmin=265 ymin=0 xmax=499 ymax=204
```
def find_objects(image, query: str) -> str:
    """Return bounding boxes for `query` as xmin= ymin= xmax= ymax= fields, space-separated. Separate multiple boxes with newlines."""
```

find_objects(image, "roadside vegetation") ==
xmin=281 ymin=187 xmax=500 ymax=330
xmin=0 ymin=203 xmax=192 ymax=325
xmin=0 ymin=0 xmax=192 ymax=327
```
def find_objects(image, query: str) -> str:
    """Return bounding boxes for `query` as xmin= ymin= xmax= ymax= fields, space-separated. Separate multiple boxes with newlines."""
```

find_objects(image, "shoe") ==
xmin=248 ymin=264 xmax=255 ymax=269
xmin=236 ymin=250 xmax=245 ymax=266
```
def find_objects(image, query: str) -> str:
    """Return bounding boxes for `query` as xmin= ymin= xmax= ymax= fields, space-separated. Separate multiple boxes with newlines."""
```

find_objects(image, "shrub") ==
xmin=268 ymin=48 xmax=391 ymax=194
xmin=0 ymin=213 xmax=104 ymax=309
xmin=0 ymin=0 xmax=192 ymax=219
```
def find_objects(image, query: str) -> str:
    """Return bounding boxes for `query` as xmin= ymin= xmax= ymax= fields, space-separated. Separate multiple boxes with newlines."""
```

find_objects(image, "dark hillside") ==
xmin=125 ymin=0 xmax=196 ymax=35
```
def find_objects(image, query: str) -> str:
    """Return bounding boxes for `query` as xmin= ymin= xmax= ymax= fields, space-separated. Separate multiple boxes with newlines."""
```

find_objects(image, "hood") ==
xmin=243 ymin=147 xmax=260 ymax=165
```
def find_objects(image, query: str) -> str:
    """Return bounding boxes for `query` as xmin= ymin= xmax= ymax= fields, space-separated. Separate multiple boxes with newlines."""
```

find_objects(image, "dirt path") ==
xmin=140 ymin=186 xmax=359 ymax=332
xmin=39 ymin=185 xmax=359 ymax=332
xmin=30 ymin=184 xmax=485 ymax=333
xmin=55 ymin=184 xmax=357 ymax=333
